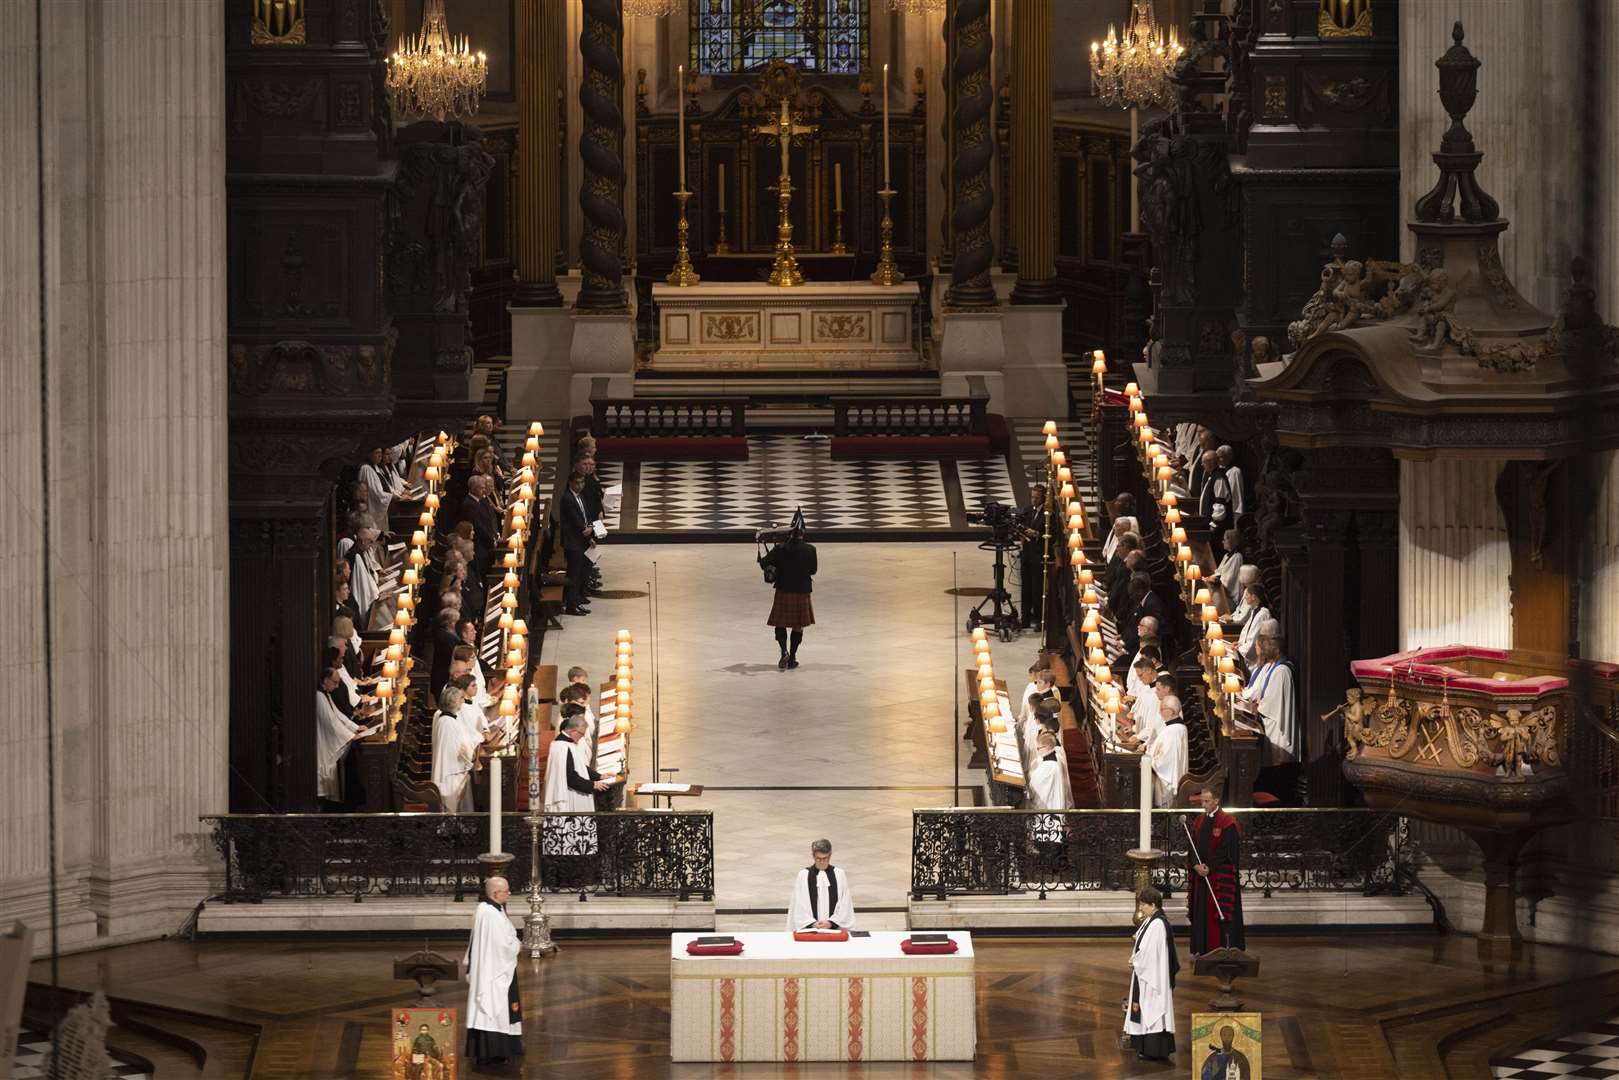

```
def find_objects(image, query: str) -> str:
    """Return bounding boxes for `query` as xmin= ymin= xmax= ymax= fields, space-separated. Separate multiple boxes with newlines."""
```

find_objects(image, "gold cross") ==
xmin=755 ymin=98 xmax=817 ymax=190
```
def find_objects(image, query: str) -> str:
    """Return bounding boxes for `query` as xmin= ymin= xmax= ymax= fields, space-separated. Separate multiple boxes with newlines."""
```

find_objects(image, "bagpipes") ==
xmin=755 ymin=506 xmax=806 ymax=584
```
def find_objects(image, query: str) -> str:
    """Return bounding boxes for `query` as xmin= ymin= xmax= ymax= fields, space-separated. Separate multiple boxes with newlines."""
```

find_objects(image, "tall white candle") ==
xmin=677 ymin=65 xmax=686 ymax=190
xmin=882 ymin=63 xmax=891 ymax=187
xmin=1138 ymin=752 xmax=1152 ymax=850
xmin=489 ymin=754 xmax=504 ymax=854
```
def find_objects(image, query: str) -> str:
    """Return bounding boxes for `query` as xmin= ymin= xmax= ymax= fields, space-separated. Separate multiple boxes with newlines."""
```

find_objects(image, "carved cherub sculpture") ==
xmin=1410 ymin=269 xmax=1461 ymax=353
xmin=1328 ymin=260 xmax=1375 ymax=331
xmin=1338 ymin=688 xmax=1368 ymax=758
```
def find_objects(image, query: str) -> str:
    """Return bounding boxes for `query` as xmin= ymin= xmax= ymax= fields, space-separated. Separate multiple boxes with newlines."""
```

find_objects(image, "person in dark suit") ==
xmin=429 ymin=608 xmax=463 ymax=696
xmin=577 ymin=454 xmax=607 ymax=597
xmin=463 ymin=474 xmax=502 ymax=578
xmin=760 ymin=520 xmax=818 ymax=670
xmin=559 ymin=471 xmax=595 ymax=616
xmin=1018 ymin=484 xmax=1047 ymax=629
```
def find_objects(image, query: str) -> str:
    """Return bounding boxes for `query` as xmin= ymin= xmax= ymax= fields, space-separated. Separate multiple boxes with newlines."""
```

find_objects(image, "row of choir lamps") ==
xmin=664 ymin=62 xmax=904 ymax=289
xmin=1002 ymin=353 xmax=1253 ymax=884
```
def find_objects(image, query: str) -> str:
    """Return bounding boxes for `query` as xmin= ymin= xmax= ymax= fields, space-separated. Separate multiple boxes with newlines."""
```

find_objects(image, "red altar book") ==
xmin=792 ymin=929 xmax=850 ymax=942
xmin=899 ymin=937 xmax=959 ymax=955
xmin=686 ymin=937 xmax=744 ymax=956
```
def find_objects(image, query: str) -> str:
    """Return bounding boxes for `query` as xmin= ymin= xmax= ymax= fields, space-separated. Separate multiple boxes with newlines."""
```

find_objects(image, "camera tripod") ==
xmin=966 ymin=537 xmax=1022 ymax=642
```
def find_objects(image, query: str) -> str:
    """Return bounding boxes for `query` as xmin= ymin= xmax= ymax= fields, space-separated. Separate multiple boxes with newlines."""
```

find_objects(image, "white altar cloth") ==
xmin=669 ymin=931 xmax=977 ymax=1063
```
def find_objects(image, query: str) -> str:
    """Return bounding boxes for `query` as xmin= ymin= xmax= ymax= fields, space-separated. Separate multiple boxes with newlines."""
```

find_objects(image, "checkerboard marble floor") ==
xmin=632 ymin=434 xmax=1014 ymax=534
xmin=540 ymin=540 xmax=994 ymax=917
xmin=1494 ymin=1018 xmax=1619 ymax=1078
xmin=12 ymin=1030 xmax=150 ymax=1079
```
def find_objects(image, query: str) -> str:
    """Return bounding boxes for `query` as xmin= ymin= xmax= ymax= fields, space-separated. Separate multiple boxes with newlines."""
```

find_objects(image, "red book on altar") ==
xmin=899 ymin=938 xmax=959 ymax=955
xmin=792 ymin=930 xmax=849 ymax=942
xmin=685 ymin=940 xmax=744 ymax=956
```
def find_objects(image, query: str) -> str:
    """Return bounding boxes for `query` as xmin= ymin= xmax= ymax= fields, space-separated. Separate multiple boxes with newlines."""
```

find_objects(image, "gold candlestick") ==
xmin=869 ymin=187 xmax=903 ymax=286
xmin=667 ymin=190 xmax=700 ymax=286
xmin=713 ymin=206 xmax=730 ymax=254
xmin=768 ymin=174 xmax=803 ymax=287
xmin=831 ymin=206 xmax=848 ymax=254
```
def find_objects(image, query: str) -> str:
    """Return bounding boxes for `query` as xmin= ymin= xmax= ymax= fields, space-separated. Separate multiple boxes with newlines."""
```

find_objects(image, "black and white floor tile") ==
xmin=635 ymin=435 xmax=956 ymax=533
xmin=12 ymin=1030 xmax=150 ymax=1079
xmin=1011 ymin=417 xmax=1100 ymax=509
xmin=956 ymin=456 xmax=1019 ymax=515
xmin=1493 ymin=1019 xmax=1619 ymax=1078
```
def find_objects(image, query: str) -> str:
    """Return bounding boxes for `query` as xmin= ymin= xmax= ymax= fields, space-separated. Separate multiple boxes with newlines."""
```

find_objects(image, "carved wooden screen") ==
xmin=691 ymin=0 xmax=869 ymax=76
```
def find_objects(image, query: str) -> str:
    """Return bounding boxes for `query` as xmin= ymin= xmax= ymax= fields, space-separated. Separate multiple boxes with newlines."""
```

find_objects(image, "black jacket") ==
xmin=763 ymin=539 xmax=818 ymax=594
xmin=582 ymin=475 xmax=605 ymax=521
xmin=559 ymin=488 xmax=594 ymax=553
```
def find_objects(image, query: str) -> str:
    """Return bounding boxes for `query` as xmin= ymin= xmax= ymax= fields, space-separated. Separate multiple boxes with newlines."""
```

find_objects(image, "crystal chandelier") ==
xmin=1089 ymin=0 xmax=1182 ymax=112
xmin=386 ymin=0 xmax=488 ymax=123
xmin=887 ymin=0 xmax=948 ymax=13
xmin=623 ymin=0 xmax=680 ymax=16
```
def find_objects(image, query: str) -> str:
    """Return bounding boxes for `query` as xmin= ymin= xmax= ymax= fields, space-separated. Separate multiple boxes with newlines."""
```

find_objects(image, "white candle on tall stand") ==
xmin=882 ymin=63 xmax=891 ymax=187
xmin=677 ymin=65 xmax=686 ymax=190
xmin=1138 ymin=752 xmax=1152 ymax=850
xmin=489 ymin=755 xmax=504 ymax=855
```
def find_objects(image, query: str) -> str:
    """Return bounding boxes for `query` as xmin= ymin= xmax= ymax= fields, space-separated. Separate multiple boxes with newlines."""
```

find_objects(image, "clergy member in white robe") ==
xmin=1237 ymin=619 xmax=1298 ymax=761
xmin=315 ymin=671 xmax=364 ymax=802
xmin=1019 ymin=668 xmax=1055 ymax=725
xmin=431 ymin=686 xmax=483 ymax=812
xmin=787 ymin=839 xmax=856 ymax=931
xmin=1215 ymin=529 xmax=1244 ymax=599
xmin=348 ymin=528 xmax=381 ymax=624
xmin=463 ymin=876 xmax=523 ymax=1066
xmin=359 ymin=447 xmax=402 ymax=528
xmin=543 ymin=712 xmax=608 ymax=855
xmin=1235 ymin=596 xmax=1272 ymax=667
xmin=1216 ymin=445 xmax=1245 ymax=516
xmin=1102 ymin=515 xmax=1140 ymax=563
xmin=1123 ymin=886 xmax=1178 ymax=1062
xmin=1146 ymin=698 xmax=1189 ymax=807
xmin=1027 ymin=732 xmax=1072 ymax=847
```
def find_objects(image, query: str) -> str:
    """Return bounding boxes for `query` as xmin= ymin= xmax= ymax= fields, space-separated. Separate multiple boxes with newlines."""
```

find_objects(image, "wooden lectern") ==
xmin=1192 ymin=947 xmax=1259 ymax=1011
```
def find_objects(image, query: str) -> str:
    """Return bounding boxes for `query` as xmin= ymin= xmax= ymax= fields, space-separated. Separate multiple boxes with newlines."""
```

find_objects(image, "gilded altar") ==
xmin=648 ymin=281 xmax=925 ymax=372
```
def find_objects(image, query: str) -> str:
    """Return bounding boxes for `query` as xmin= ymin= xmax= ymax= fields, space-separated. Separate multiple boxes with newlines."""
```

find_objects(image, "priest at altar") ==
xmin=787 ymin=838 xmax=856 ymax=931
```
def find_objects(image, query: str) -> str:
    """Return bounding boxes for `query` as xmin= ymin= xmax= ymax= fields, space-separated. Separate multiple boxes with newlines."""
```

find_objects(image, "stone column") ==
xmin=576 ymin=0 xmax=628 ymax=312
xmin=944 ymin=0 xmax=996 ymax=310
xmin=513 ymin=0 xmax=563 ymax=307
xmin=1008 ymin=0 xmax=1057 ymax=305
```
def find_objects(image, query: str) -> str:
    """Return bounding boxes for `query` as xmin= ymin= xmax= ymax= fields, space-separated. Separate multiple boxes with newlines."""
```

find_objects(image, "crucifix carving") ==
xmin=753 ymin=98 xmax=817 ymax=286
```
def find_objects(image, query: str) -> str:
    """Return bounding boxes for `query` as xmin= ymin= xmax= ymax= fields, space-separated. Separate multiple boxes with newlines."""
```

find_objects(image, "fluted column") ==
xmin=514 ymin=0 xmax=563 ymax=306
xmin=945 ymin=0 xmax=996 ymax=310
xmin=1009 ymin=0 xmax=1056 ymax=305
xmin=576 ymin=0 xmax=628 ymax=311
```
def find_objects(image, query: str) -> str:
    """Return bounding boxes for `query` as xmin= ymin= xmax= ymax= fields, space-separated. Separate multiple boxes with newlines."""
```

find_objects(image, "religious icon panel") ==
xmin=391 ymin=1007 xmax=458 ymax=1080
xmin=1190 ymin=1012 xmax=1261 ymax=1080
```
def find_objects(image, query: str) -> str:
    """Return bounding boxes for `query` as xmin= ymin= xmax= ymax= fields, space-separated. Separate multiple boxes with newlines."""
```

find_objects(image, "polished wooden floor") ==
xmin=29 ymin=933 xmax=1619 ymax=1079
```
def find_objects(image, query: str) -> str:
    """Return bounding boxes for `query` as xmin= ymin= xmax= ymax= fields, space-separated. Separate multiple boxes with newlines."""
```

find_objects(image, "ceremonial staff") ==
xmin=1181 ymin=816 xmax=1225 ymax=921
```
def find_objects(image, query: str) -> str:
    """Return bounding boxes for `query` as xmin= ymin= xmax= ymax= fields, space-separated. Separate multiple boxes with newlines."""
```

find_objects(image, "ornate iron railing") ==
xmin=911 ymin=807 xmax=1405 ymax=900
xmin=205 ymin=811 xmax=715 ymax=903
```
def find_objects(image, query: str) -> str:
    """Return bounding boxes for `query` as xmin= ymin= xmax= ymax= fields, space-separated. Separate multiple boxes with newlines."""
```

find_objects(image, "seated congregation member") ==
xmin=1146 ymin=697 xmax=1189 ymax=807
xmin=559 ymin=471 xmax=595 ymax=616
xmin=1234 ymin=619 xmax=1297 ymax=764
xmin=1215 ymin=529 xmax=1245 ymax=600
xmin=1123 ymin=886 xmax=1178 ymax=1063
xmin=1234 ymin=583 xmax=1272 ymax=667
xmin=432 ymin=685 xmax=485 ymax=812
xmin=1103 ymin=494 xmax=1139 ymax=563
xmin=316 ymin=664 xmax=367 ymax=807
xmin=787 ymin=838 xmax=855 ymax=931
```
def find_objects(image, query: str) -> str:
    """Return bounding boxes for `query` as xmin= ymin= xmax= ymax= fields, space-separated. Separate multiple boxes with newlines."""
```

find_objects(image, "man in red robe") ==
xmin=1187 ymin=786 xmax=1245 ymax=955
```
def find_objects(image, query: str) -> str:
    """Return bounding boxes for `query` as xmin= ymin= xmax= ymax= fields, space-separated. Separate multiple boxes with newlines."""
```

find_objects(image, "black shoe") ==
xmin=564 ymin=606 xmax=590 ymax=616
xmin=778 ymin=655 xmax=789 ymax=670
xmin=787 ymin=656 xmax=800 ymax=669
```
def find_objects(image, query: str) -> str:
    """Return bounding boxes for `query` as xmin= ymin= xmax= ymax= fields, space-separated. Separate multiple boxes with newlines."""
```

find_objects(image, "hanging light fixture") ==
xmin=888 ymin=0 xmax=948 ymax=13
xmin=624 ymin=0 xmax=680 ymax=17
xmin=1089 ymin=0 xmax=1182 ymax=112
xmin=386 ymin=0 xmax=488 ymax=122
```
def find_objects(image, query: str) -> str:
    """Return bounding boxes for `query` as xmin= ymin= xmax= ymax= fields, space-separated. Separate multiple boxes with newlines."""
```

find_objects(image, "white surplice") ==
xmin=787 ymin=866 xmax=855 ymax=931
xmin=431 ymin=709 xmax=482 ymax=811
xmin=1240 ymin=659 xmax=1298 ymax=761
xmin=463 ymin=900 xmax=522 ymax=1039
xmin=1027 ymin=751 xmax=1071 ymax=843
xmin=542 ymin=735 xmax=596 ymax=813
xmin=1126 ymin=655 xmax=1150 ymax=699
xmin=315 ymin=691 xmax=362 ymax=800
xmin=1237 ymin=605 xmax=1271 ymax=665
xmin=470 ymin=661 xmax=492 ymax=709
xmin=349 ymin=546 xmax=379 ymax=621
xmin=359 ymin=462 xmax=401 ymax=527
xmin=1146 ymin=724 xmax=1188 ymax=807
xmin=1123 ymin=914 xmax=1175 ymax=1037
xmin=1226 ymin=465 xmax=1246 ymax=515
xmin=1215 ymin=551 xmax=1244 ymax=599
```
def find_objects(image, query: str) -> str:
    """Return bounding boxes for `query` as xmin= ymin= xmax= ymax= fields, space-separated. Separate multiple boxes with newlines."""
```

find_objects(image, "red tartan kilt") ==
xmin=767 ymin=590 xmax=815 ymax=628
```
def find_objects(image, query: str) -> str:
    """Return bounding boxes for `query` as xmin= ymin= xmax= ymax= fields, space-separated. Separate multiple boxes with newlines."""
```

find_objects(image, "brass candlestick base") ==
xmin=523 ymin=812 xmax=558 ymax=958
xmin=831 ymin=206 xmax=849 ymax=254
xmin=713 ymin=207 xmax=730 ymax=254
xmin=667 ymin=190 xmax=700 ymax=286
xmin=869 ymin=187 xmax=903 ymax=286
xmin=768 ymin=178 xmax=803 ymax=287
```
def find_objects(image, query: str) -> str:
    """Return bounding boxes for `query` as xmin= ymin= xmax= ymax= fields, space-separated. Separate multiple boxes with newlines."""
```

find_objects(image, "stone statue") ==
xmin=1288 ymin=257 xmax=1349 ymax=350
xmin=1410 ymin=269 xmax=1467 ymax=353
xmin=1328 ymin=260 xmax=1376 ymax=331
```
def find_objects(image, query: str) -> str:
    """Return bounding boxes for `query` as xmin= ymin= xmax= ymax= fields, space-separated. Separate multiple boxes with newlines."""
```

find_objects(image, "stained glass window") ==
xmin=692 ymin=0 xmax=869 ymax=76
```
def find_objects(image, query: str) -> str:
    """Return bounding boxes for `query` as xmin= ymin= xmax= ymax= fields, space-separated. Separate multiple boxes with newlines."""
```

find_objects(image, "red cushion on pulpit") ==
xmin=685 ymin=941 xmax=745 ymax=956
xmin=792 ymin=930 xmax=850 ymax=942
xmin=899 ymin=939 xmax=959 ymax=955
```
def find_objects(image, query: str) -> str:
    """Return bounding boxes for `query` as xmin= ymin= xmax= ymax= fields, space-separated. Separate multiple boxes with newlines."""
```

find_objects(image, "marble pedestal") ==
xmin=649 ymin=281 xmax=924 ymax=372
xmin=1002 ymin=302 xmax=1068 ymax=418
xmin=939 ymin=308 xmax=1007 ymax=413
